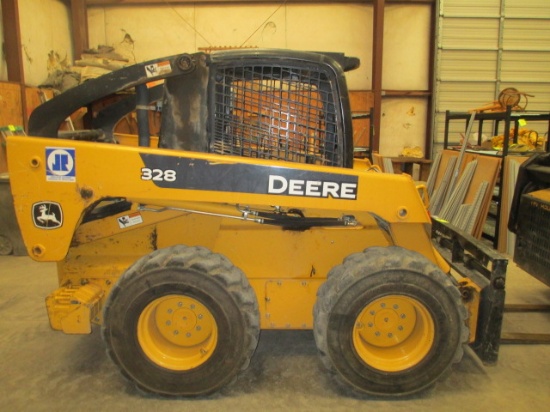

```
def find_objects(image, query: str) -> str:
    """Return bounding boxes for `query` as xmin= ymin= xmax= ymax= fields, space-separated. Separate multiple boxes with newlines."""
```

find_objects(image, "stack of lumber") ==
xmin=498 ymin=156 xmax=529 ymax=255
xmin=427 ymin=149 xmax=501 ymax=239
xmin=372 ymin=153 xmax=394 ymax=173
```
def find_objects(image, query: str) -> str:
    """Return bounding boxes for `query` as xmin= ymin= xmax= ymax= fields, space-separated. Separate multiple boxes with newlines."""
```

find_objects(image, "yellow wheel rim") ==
xmin=353 ymin=295 xmax=435 ymax=372
xmin=137 ymin=294 xmax=218 ymax=371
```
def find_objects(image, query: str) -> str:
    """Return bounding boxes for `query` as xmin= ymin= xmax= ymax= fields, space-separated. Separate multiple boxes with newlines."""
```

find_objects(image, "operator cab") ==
xmin=27 ymin=50 xmax=359 ymax=169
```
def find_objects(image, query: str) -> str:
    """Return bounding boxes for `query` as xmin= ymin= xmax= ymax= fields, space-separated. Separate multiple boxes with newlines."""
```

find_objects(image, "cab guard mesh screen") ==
xmin=210 ymin=64 xmax=341 ymax=166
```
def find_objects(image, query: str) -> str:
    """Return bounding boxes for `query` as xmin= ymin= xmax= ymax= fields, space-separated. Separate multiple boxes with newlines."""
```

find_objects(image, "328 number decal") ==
xmin=141 ymin=168 xmax=177 ymax=182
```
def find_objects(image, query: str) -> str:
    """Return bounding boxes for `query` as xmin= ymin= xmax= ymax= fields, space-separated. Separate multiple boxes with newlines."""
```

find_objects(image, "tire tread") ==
xmin=313 ymin=246 xmax=468 ymax=396
xmin=102 ymin=244 xmax=259 ymax=397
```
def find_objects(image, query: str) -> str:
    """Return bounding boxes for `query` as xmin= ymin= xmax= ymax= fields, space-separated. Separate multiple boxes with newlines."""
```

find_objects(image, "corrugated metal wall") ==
xmin=433 ymin=0 xmax=550 ymax=152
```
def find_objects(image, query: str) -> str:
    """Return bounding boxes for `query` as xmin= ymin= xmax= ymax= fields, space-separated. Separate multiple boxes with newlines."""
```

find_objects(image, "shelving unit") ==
xmin=444 ymin=106 xmax=550 ymax=155
xmin=443 ymin=107 xmax=550 ymax=249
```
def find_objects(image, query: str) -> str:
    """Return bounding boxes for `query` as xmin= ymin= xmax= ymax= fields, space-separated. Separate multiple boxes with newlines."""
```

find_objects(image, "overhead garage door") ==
xmin=433 ymin=0 xmax=550 ymax=152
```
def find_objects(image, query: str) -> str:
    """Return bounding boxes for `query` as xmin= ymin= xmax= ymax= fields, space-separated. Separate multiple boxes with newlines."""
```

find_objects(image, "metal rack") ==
xmin=443 ymin=107 xmax=550 ymax=248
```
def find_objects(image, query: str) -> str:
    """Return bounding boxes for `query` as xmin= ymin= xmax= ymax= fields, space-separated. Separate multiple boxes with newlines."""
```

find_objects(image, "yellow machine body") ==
xmin=8 ymin=135 xmax=448 ymax=333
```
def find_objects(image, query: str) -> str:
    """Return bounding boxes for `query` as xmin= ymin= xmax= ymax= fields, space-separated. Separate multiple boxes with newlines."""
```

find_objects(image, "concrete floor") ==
xmin=0 ymin=255 xmax=549 ymax=412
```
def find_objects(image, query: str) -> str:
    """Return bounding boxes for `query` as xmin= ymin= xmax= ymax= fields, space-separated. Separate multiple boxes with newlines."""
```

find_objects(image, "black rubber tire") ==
xmin=102 ymin=245 xmax=260 ymax=397
xmin=313 ymin=246 xmax=468 ymax=397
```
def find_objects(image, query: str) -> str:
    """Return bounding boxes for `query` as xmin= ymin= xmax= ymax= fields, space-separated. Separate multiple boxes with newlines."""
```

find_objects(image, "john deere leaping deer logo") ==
xmin=32 ymin=202 xmax=63 ymax=229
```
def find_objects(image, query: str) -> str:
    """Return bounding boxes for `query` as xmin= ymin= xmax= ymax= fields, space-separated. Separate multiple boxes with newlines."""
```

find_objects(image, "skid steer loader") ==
xmin=6 ymin=49 xmax=507 ymax=397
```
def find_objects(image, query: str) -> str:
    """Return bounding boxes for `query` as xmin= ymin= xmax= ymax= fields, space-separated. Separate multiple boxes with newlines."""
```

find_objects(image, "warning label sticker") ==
xmin=117 ymin=212 xmax=144 ymax=229
xmin=145 ymin=61 xmax=172 ymax=78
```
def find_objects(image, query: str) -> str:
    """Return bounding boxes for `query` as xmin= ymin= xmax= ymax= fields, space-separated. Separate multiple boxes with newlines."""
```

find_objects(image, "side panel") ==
xmin=8 ymin=136 xmax=437 ymax=262
xmin=8 ymin=135 xmax=447 ymax=330
xmin=59 ymin=210 xmax=390 ymax=328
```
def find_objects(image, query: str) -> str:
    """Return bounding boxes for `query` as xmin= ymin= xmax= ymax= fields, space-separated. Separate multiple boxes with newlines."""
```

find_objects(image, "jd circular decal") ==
xmin=32 ymin=202 xmax=63 ymax=229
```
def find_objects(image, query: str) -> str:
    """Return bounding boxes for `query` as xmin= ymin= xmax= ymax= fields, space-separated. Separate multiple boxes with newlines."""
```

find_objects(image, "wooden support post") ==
xmin=372 ymin=0 xmax=385 ymax=153
xmin=70 ymin=0 xmax=89 ymax=60
xmin=1 ymin=0 xmax=28 ymax=129
xmin=1 ymin=0 xmax=24 ymax=84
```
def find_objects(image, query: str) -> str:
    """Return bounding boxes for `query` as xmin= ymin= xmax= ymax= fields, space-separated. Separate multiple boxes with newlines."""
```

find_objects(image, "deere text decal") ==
xmin=140 ymin=154 xmax=358 ymax=200
xmin=267 ymin=175 xmax=357 ymax=199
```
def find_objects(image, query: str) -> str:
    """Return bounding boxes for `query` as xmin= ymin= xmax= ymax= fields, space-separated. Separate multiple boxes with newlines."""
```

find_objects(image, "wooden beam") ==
xmin=371 ymin=0 xmax=384 ymax=153
xmin=382 ymin=90 xmax=431 ymax=97
xmin=501 ymin=333 xmax=550 ymax=344
xmin=1 ymin=0 xmax=24 ymax=84
xmin=425 ymin=1 xmax=436 ymax=158
xmin=71 ymin=0 xmax=89 ymax=60
xmin=1 ymin=0 xmax=28 ymax=130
